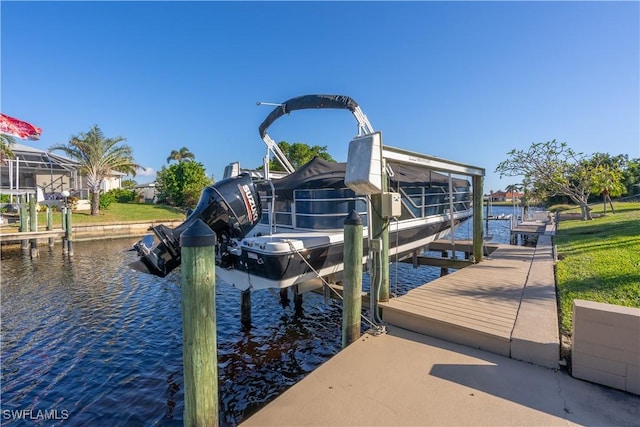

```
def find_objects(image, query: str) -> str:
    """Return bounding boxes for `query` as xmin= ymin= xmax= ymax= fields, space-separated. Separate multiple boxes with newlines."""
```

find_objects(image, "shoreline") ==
xmin=0 ymin=219 xmax=183 ymax=246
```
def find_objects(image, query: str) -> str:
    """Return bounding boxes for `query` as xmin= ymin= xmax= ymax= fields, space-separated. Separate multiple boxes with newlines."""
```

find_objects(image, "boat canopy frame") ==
xmin=258 ymin=94 xmax=375 ymax=175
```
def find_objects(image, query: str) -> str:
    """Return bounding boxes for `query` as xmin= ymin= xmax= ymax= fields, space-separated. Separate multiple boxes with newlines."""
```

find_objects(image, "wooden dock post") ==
xmin=29 ymin=195 xmax=39 ymax=258
xmin=66 ymin=206 xmax=73 ymax=256
xmin=180 ymin=218 xmax=218 ymax=427
xmin=472 ymin=175 xmax=484 ymax=263
xmin=342 ymin=210 xmax=363 ymax=348
xmin=371 ymin=172 xmax=390 ymax=302
xmin=279 ymin=288 xmax=290 ymax=308
xmin=241 ymin=289 xmax=251 ymax=330
xmin=19 ymin=196 xmax=28 ymax=252
xmin=61 ymin=206 xmax=68 ymax=255
xmin=440 ymin=250 xmax=449 ymax=276
xmin=294 ymin=286 xmax=303 ymax=317
xmin=46 ymin=206 xmax=54 ymax=248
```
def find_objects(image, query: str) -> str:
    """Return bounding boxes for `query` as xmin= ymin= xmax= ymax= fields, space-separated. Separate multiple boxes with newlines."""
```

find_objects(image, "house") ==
xmin=0 ymin=143 xmax=79 ymax=197
xmin=0 ymin=143 xmax=124 ymax=206
xmin=487 ymin=190 xmax=523 ymax=202
xmin=135 ymin=182 xmax=157 ymax=203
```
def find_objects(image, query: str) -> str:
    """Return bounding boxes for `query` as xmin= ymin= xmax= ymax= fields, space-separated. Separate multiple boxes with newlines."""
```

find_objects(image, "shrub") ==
xmin=68 ymin=196 xmax=79 ymax=210
xmin=97 ymin=191 xmax=115 ymax=210
xmin=108 ymin=188 xmax=137 ymax=203
xmin=547 ymin=204 xmax=575 ymax=212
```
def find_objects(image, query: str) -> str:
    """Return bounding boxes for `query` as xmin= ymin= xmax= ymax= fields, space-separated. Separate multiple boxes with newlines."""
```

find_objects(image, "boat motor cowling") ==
xmin=130 ymin=173 xmax=262 ymax=277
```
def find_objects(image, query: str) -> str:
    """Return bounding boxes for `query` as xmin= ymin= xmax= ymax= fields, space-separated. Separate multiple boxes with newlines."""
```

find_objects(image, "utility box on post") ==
xmin=381 ymin=192 xmax=402 ymax=218
xmin=345 ymin=132 xmax=383 ymax=195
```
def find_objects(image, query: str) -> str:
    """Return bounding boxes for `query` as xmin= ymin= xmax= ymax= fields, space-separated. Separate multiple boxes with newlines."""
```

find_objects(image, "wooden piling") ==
xmin=440 ymin=250 xmax=449 ymax=277
xmin=66 ymin=206 xmax=73 ymax=256
xmin=241 ymin=289 xmax=251 ymax=329
xmin=29 ymin=196 xmax=38 ymax=258
xmin=342 ymin=210 xmax=363 ymax=348
xmin=279 ymin=288 xmax=290 ymax=308
xmin=19 ymin=197 xmax=28 ymax=252
xmin=472 ymin=175 xmax=484 ymax=263
xmin=61 ymin=206 xmax=68 ymax=255
xmin=180 ymin=218 xmax=218 ymax=427
xmin=371 ymin=185 xmax=390 ymax=301
xmin=294 ymin=286 xmax=303 ymax=317
xmin=46 ymin=206 xmax=54 ymax=248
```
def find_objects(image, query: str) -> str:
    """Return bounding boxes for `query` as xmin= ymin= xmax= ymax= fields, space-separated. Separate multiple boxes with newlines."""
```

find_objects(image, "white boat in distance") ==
xmin=131 ymin=94 xmax=474 ymax=291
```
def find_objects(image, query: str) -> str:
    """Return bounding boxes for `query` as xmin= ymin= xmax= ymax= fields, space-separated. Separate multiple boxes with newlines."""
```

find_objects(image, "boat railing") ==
xmin=399 ymin=186 xmax=472 ymax=218
xmin=259 ymin=189 xmax=368 ymax=231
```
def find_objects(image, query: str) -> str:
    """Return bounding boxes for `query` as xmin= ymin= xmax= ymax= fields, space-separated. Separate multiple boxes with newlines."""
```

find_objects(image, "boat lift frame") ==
xmin=257 ymin=94 xmax=486 ymax=263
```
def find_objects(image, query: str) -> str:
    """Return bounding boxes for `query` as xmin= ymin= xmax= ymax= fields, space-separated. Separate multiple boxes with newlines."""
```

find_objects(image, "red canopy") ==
xmin=0 ymin=113 xmax=42 ymax=140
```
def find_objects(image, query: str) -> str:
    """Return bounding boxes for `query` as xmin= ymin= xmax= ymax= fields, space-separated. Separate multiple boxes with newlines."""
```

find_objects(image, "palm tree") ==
xmin=50 ymin=125 xmax=142 ymax=215
xmin=166 ymin=146 xmax=195 ymax=164
xmin=0 ymin=133 xmax=16 ymax=162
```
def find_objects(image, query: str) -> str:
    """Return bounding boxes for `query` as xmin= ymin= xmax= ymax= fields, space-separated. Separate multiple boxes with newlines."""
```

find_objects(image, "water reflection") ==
xmin=0 ymin=207 xmax=515 ymax=426
xmin=1 ymin=239 xmax=345 ymax=426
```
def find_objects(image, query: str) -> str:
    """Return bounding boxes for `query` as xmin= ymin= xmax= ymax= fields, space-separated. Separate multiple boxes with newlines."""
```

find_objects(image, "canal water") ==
xmin=1 ymin=206 xmax=517 ymax=426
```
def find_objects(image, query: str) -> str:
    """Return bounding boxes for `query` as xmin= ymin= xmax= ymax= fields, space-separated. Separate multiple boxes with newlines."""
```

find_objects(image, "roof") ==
xmin=8 ymin=143 xmax=78 ymax=172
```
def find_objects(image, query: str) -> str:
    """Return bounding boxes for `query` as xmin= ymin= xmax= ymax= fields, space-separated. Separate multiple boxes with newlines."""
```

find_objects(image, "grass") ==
xmin=33 ymin=202 xmax=186 ymax=227
xmin=554 ymin=201 xmax=640 ymax=336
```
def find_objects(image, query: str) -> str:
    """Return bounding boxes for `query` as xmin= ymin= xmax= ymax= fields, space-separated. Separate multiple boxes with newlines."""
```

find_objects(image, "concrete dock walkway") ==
xmin=242 ymin=234 xmax=640 ymax=425
xmin=242 ymin=327 xmax=639 ymax=426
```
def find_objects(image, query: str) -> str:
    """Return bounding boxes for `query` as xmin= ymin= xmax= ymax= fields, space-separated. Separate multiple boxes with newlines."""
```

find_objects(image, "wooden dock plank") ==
xmin=383 ymin=298 xmax=514 ymax=333
xmin=388 ymin=295 xmax=517 ymax=326
xmin=0 ymin=229 xmax=65 ymax=243
xmin=381 ymin=243 xmax=537 ymax=354
xmin=403 ymin=291 xmax=524 ymax=313
xmin=384 ymin=302 xmax=515 ymax=335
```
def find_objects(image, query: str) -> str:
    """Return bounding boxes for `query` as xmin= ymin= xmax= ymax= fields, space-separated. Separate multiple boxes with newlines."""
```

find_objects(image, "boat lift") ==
xmin=256 ymin=95 xmax=486 ymax=317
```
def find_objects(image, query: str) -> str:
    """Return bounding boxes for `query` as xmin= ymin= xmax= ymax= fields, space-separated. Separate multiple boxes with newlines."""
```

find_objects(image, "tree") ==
xmin=0 ymin=133 xmax=16 ymax=162
xmin=265 ymin=141 xmax=335 ymax=171
xmin=495 ymin=140 xmax=625 ymax=220
xmin=121 ymin=178 xmax=137 ymax=190
xmin=50 ymin=125 xmax=141 ymax=215
xmin=587 ymin=153 xmax=627 ymax=213
xmin=621 ymin=157 xmax=640 ymax=197
xmin=167 ymin=146 xmax=195 ymax=164
xmin=155 ymin=161 xmax=212 ymax=208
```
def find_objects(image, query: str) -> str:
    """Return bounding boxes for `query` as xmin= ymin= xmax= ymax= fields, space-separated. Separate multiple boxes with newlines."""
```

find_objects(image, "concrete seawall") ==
xmin=0 ymin=220 xmax=184 ymax=245
xmin=71 ymin=220 xmax=183 ymax=242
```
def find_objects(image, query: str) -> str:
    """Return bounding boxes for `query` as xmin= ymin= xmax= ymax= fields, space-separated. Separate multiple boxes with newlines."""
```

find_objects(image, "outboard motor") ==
xmin=130 ymin=173 xmax=261 ymax=277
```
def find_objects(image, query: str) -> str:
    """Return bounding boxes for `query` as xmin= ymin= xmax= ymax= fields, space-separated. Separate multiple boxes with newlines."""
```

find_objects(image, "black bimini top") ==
xmin=259 ymin=95 xmax=359 ymax=139
xmin=263 ymin=157 xmax=470 ymax=201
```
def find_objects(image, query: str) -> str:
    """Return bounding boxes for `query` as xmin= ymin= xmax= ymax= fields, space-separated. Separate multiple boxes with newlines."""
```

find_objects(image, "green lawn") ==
xmin=554 ymin=202 xmax=640 ymax=335
xmin=36 ymin=202 xmax=186 ymax=227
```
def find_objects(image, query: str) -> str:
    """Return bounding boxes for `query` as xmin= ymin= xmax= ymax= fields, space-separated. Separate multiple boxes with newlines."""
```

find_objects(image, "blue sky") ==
xmin=2 ymin=1 xmax=638 ymax=192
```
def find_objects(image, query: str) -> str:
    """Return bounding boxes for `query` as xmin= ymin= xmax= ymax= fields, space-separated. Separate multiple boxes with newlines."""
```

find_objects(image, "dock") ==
xmin=381 ymin=236 xmax=559 ymax=367
xmin=0 ymin=229 xmax=65 ymax=243
xmin=240 ymin=235 xmax=594 ymax=426
xmin=241 ymin=326 xmax=637 ymax=426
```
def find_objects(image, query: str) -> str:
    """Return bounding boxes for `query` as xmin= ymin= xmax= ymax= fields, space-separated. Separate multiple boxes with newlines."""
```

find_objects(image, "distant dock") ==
xmin=0 ymin=229 xmax=65 ymax=243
